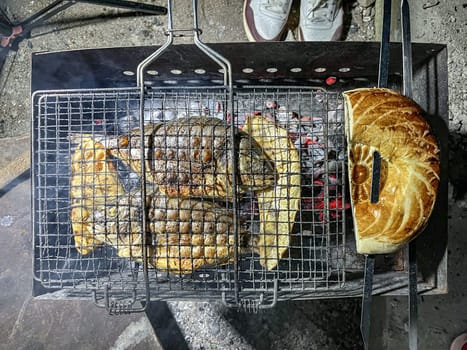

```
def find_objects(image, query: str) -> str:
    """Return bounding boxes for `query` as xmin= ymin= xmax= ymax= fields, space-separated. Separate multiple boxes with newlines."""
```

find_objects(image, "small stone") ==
xmin=349 ymin=24 xmax=359 ymax=33
xmin=210 ymin=322 xmax=220 ymax=335
xmin=0 ymin=215 xmax=14 ymax=227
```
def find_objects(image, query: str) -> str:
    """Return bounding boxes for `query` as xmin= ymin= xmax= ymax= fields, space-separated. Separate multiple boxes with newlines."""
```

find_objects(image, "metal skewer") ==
xmin=408 ymin=240 xmax=418 ymax=350
xmin=401 ymin=0 xmax=413 ymax=99
xmin=401 ymin=1 xmax=418 ymax=349
xmin=361 ymin=254 xmax=376 ymax=350
xmin=360 ymin=1 xmax=392 ymax=349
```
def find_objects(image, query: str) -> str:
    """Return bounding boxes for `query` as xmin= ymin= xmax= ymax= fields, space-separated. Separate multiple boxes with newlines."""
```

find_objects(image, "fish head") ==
xmin=238 ymin=134 xmax=276 ymax=190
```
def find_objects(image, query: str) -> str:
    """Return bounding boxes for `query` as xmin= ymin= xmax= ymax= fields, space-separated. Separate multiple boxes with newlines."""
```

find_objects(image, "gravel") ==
xmin=168 ymin=299 xmax=363 ymax=350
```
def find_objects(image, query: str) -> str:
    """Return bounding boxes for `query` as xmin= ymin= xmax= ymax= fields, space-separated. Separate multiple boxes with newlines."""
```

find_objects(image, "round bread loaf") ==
xmin=343 ymin=88 xmax=440 ymax=254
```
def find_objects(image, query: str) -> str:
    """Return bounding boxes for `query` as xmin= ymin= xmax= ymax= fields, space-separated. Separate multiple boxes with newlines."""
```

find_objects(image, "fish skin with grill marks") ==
xmin=100 ymin=117 xmax=277 ymax=198
xmin=147 ymin=194 xmax=250 ymax=274
xmin=152 ymin=117 xmax=276 ymax=197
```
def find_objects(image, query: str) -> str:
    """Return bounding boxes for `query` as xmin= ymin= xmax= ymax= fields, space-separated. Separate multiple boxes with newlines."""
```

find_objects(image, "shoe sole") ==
xmin=297 ymin=24 xmax=344 ymax=41
xmin=297 ymin=27 xmax=304 ymax=41
xmin=242 ymin=0 xmax=257 ymax=42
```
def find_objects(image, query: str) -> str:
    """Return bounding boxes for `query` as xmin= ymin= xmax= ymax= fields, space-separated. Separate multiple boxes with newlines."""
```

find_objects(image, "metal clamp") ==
xmin=239 ymin=298 xmax=261 ymax=314
xmin=222 ymin=279 xmax=279 ymax=312
xmin=93 ymin=284 xmax=147 ymax=315
xmin=164 ymin=28 xmax=203 ymax=37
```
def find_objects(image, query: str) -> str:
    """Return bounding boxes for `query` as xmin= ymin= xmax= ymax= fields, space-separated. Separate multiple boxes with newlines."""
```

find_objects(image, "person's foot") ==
xmin=298 ymin=0 xmax=344 ymax=41
xmin=243 ymin=0 xmax=293 ymax=42
xmin=450 ymin=333 xmax=467 ymax=350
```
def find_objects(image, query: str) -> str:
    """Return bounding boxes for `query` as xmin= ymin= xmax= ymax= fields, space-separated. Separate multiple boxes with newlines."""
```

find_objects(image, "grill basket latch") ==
xmin=93 ymin=283 xmax=146 ymax=315
xmin=222 ymin=279 xmax=279 ymax=312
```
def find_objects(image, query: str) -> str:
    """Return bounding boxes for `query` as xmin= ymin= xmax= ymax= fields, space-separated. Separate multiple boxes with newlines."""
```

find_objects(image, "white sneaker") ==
xmin=243 ymin=0 xmax=293 ymax=42
xmin=299 ymin=0 xmax=344 ymax=41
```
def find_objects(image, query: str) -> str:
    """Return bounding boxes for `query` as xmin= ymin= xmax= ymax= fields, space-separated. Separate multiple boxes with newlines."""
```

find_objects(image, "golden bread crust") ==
xmin=343 ymin=88 xmax=440 ymax=254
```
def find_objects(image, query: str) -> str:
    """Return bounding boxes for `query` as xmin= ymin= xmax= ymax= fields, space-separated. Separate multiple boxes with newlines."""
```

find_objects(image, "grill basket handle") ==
xmin=136 ymin=0 xmax=233 ymax=89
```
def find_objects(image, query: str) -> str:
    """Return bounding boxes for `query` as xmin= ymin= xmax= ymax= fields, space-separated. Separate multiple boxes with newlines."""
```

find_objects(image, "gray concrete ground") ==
xmin=0 ymin=0 xmax=466 ymax=349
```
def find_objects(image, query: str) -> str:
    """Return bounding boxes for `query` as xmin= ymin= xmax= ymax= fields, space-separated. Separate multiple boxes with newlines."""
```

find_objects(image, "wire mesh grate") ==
xmin=33 ymin=86 xmax=348 ymax=305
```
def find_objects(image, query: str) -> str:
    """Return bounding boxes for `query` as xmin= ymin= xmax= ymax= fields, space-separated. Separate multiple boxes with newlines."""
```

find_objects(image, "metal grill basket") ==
xmin=32 ymin=2 xmax=448 ymax=314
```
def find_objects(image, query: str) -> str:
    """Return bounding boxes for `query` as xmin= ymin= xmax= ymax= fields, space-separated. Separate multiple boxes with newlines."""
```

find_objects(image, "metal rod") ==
xmin=401 ymin=0 xmax=413 ymax=98
xmin=361 ymin=255 xmax=375 ymax=350
xmin=408 ymin=241 xmax=418 ymax=350
xmin=138 ymin=59 xmax=151 ymax=313
xmin=18 ymin=0 xmax=166 ymax=39
xmin=133 ymin=0 xmax=170 ymax=313
xmin=378 ymin=0 xmax=392 ymax=88
xmin=369 ymin=0 xmax=392 ymax=208
xmin=372 ymin=0 xmax=392 ymax=204
xmin=77 ymin=0 xmax=167 ymax=15
xmin=191 ymin=0 xmax=231 ymax=87
xmin=191 ymin=0 xmax=237 ymax=304
xmin=136 ymin=0 xmax=174 ymax=87
xmin=401 ymin=1 xmax=417 ymax=349
xmin=136 ymin=0 xmax=236 ymax=305
xmin=21 ymin=1 xmax=75 ymax=33
xmin=370 ymin=151 xmax=382 ymax=204
xmin=137 ymin=0 xmax=232 ymax=89
xmin=360 ymin=1 xmax=393 ymax=346
xmin=18 ymin=0 xmax=64 ymax=28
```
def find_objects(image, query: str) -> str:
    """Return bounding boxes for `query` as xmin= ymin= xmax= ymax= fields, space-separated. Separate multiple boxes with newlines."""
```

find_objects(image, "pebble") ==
xmin=210 ymin=321 xmax=220 ymax=335
xmin=0 ymin=215 xmax=14 ymax=227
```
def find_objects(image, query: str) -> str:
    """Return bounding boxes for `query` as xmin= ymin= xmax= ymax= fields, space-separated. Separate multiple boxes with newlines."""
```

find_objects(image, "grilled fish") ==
xmin=147 ymin=194 xmax=249 ymax=274
xmin=70 ymin=138 xmax=143 ymax=257
xmin=151 ymin=116 xmax=276 ymax=197
xmin=70 ymin=137 xmax=248 ymax=273
xmin=97 ymin=117 xmax=276 ymax=198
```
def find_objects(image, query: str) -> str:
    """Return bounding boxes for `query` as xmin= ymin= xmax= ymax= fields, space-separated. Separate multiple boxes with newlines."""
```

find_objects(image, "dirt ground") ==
xmin=0 ymin=1 xmax=466 ymax=349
